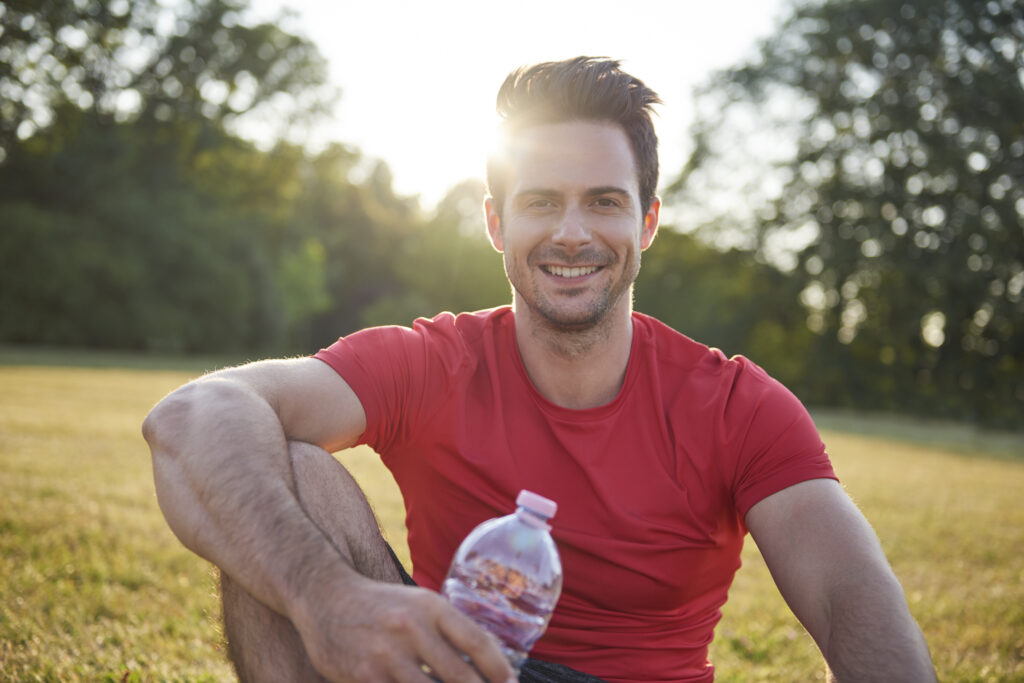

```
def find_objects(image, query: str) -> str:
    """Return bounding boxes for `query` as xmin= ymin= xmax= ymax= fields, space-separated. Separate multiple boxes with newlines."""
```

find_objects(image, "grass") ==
xmin=710 ymin=429 xmax=1024 ymax=682
xmin=1 ymin=347 xmax=1022 ymax=681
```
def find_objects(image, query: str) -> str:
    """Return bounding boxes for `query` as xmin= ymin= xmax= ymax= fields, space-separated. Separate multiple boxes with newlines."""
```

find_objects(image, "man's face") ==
xmin=485 ymin=120 xmax=659 ymax=331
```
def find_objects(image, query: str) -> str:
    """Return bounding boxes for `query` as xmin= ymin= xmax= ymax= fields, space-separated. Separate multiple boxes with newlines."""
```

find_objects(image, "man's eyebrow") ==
xmin=515 ymin=188 xmax=562 ymax=199
xmin=512 ymin=186 xmax=633 ymax=202
xmin=585 ymin=186 xmax=632 ymax=198
xmin=516 ymin=186 xmax=631 ymax=196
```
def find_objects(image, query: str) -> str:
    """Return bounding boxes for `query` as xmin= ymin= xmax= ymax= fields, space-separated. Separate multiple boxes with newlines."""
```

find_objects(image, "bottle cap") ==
xmin=517 ymin=490 xmax=557 ymax=520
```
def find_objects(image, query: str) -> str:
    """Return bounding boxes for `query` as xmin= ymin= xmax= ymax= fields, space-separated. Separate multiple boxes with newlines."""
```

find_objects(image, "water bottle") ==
xmin=441 ymin=490 xmax=563 ymax=673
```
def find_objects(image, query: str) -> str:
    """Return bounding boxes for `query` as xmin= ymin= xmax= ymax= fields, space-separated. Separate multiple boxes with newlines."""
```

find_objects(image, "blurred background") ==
xmin=1 ymin=0 xmax=1021 ymax=430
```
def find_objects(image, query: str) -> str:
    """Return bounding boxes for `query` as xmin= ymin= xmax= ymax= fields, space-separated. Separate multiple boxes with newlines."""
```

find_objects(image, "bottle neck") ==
xmin=516 ymin=506 xmax=552 ymax=530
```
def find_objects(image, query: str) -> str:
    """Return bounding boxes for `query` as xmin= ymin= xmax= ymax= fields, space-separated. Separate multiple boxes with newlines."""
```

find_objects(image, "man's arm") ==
xmin=142 ymin=357 xmax=513 ymax=682
xmin=745 ymin=478 xmax=936 ymax=682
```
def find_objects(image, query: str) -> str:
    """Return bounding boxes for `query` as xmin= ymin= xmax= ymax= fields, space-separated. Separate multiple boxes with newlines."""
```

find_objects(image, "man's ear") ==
xmin=641 ymin=197 xmax=661 ymax=251
xmin=484 ymin=196 xmax=504 ymax=252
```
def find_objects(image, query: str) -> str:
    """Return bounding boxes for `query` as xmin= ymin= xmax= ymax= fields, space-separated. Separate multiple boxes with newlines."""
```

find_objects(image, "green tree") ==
xmin=359 ymin=179 xmax=508 ymax=328
xmin=293 ymin=153 xmax=425 ymax=346
xmin=0 ymin=0 xmax=331 ymax=157
xmin=676 ymin=0 xmax=1024 ymax=427
xmin=0 ymin=0 xmax=357 ymax=353
xmin=0 ymin=112 xmax=273 ymax=352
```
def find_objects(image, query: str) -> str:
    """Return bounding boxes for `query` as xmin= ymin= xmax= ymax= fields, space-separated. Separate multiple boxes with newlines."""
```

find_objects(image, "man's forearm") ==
xmin=143 ymin=374 xmax=354 ymax=622
xmin=821 ymin=578 xmax=936 ymax=682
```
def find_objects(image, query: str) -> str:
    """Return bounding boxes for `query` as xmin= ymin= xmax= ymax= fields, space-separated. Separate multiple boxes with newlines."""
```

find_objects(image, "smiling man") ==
xmin=143 ymin=57 xmax=936 ymax=682
xmin=487 ymin=121 xmax=657 ymax=334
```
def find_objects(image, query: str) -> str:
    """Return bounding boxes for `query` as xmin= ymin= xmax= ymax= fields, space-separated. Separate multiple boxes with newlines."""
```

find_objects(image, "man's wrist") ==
xmin=286 ymin=555 xmax=372 ymax=634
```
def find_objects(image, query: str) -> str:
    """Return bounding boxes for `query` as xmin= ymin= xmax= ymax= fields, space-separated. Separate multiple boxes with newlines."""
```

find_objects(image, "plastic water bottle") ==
xmin=441 ymin=490 xmax=563 ymax=673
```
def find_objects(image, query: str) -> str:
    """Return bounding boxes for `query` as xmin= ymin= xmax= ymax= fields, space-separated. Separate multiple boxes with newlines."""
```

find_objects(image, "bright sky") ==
xmin=250 ymin=0 xmax=790 ymax=210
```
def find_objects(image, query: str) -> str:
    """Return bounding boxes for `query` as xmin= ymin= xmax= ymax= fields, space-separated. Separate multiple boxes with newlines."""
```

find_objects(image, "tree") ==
xmin=675 ymin=0 xmax=1024 ymax=427
xmin=0 ymin=0 xmax=341 ymax=353
xmin=358 ymin=179 xmax=508 ymax=329
xmin=0 ymin=0 xmax=331 ymax=160
xmin=0 ymin=112 xmax=274 ymax=352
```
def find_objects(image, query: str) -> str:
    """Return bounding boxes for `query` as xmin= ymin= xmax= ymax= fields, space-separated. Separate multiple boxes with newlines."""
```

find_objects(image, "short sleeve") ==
xmin=314 ymin=314 xmax=470 ymax=454
xmin=722 ymin=358 xmax=838 ymax=518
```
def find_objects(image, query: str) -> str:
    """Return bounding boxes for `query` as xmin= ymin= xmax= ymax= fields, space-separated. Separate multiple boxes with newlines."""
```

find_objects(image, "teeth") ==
xmin=548 ymin=265 xmax=598 ymax=278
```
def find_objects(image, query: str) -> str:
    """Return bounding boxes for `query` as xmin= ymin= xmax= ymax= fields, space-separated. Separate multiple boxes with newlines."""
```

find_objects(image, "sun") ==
xmin=374 ymin=100 xmax=504 ymax=209
xmin=247 ymin=0 xmax=790 ymax=212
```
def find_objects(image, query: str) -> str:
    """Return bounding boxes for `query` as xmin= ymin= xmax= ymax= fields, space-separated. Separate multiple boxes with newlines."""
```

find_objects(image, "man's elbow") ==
xmin=141 ymin=397 xmax=167 ymax=450
xmin=142 ymin=380 xmax=207 ymax=457
xmin=142 ymin=379 xmax=248 ymax=554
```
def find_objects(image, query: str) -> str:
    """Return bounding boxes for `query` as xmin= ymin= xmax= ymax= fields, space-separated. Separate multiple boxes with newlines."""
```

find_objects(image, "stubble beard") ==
xmin=508 ymin=248 xmax=640 ymax=350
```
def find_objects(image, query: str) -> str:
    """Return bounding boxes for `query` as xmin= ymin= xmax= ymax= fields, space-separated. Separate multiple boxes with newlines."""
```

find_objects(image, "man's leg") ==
xmin=221 ymin=441 xmax=402 ymax=683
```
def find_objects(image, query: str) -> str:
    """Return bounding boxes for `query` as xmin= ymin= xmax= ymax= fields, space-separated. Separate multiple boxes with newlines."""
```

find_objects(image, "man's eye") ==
xmin=594 ymin=197 xmax=619 ymax=208
xmin=529 ymin=199 xmax=555 ymax=208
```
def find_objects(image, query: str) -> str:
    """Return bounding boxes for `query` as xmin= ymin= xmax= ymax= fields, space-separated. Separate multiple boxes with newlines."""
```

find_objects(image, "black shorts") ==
xmin=386 ymin=545 xmax=607 ymax=683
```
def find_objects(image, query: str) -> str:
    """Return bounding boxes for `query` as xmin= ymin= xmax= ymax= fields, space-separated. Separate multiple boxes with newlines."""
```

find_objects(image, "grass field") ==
xmin=1 ymin=348 xmax=1022 ymax=682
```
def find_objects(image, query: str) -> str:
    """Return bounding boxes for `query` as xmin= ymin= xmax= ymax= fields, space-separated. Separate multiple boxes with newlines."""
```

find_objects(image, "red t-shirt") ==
xmin=315 ymin=307 xmax=836 ymax=682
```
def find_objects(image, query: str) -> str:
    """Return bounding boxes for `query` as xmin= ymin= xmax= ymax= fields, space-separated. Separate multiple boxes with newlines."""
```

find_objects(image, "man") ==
xmin=143 ymin=57 xmax=936 ymax=682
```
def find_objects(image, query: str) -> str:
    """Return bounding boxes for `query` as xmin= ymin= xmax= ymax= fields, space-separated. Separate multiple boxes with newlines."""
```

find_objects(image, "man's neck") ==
xmin=512 ymin=299 xmax=635 ymax=410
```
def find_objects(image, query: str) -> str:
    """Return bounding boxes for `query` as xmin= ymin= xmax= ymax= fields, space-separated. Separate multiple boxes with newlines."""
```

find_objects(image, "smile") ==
xmin=542 ymin=265 xmax=600 ymax=278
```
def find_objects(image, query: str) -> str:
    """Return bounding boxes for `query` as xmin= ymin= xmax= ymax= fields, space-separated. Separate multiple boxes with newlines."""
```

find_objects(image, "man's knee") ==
xmin=288 ymin=441 xmax=368 ymax=501
xmin=286 ymin=441 xmax=401 ymax=584
xmin=287 ymin=440 xmax=334 ymax=475
xmin=287 ymin=441 xmax=369 ymax=520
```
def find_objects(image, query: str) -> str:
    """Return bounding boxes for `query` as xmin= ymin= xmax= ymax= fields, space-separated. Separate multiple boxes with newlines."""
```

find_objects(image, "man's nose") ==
xmin=552 ymin=206 xmax=592 ymax=248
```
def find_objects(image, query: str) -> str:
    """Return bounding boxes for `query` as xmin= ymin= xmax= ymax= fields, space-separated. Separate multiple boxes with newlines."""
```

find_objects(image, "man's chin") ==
xmin=535 ymin=304 xmax=608 ymax=332
xmin=513 ymin=284 xmax=626 ymax=331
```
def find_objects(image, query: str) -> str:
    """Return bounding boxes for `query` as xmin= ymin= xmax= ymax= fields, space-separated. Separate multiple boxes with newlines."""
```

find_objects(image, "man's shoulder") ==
xmin=632 ymin=312 xmax=781 ymax=393
xmin=410 ymin=306 xmax=512 ymax=346
xmin=315 ymin=307 xmax=511 ymax=371
xmin=416 ymin=305 xmax=511 ymax=331
xmin=633 ymin=314 xmax=819 ymax=454
xmin=632 ymin=312 xmax=729 ymax=368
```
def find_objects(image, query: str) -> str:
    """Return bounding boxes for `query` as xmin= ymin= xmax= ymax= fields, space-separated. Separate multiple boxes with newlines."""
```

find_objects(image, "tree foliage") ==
xmin=0 ymin=0 xmax=330 ymax=158
xmin=675 ymin=0 xmax=1024 ymax=427
xmin=0 ymin=0 xmax=493 ymax=354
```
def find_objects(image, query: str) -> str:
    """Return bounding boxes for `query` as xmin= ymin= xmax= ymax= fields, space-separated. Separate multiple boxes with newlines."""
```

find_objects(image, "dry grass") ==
xmin=1 ymin=351 xmax=1021 ymax=681
xmin=710 ymin=430 xmax=1024 ymax=682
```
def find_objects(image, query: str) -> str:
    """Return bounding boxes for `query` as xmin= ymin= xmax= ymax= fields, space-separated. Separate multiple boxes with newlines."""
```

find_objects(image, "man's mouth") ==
xmin=542 ymin=265 xmax=600 ymax=278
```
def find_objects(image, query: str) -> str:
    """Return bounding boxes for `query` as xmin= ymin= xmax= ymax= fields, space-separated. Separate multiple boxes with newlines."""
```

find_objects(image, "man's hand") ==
xmin=292 ymin=577 xmax=516 ymax=683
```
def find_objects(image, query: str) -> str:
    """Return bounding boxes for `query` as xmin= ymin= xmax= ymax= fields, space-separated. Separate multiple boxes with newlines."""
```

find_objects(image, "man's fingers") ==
xmin=297 ymin=583 xmax=514 ymax=683
xmin=414 ymin=632 xmax=485 ymax=683
xmin=435 ymin=606 xmax=516 ymax=683
xmin=404 ymin=595 xmax=493 ymax=683
xmin=386 ymin=659 xmax=446 ymax=683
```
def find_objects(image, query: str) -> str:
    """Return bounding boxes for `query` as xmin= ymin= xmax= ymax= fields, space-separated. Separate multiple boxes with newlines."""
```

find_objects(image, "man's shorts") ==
xmin=386 ymin=544 xmax=607 ymax=683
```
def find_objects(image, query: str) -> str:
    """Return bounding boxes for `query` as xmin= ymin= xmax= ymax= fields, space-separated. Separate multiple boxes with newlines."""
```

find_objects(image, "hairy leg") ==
xmin=221 ymin=441 xmax=402 ymax=682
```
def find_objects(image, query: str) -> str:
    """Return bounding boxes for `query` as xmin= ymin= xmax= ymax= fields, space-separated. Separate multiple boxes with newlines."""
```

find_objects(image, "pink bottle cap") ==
xmin=517 ymin=490 xmax=557 ymax=520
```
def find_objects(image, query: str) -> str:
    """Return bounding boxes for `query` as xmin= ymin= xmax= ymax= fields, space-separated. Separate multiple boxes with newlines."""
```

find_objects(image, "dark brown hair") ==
xmin=486 ymin=56 xmax=661 ymax=217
